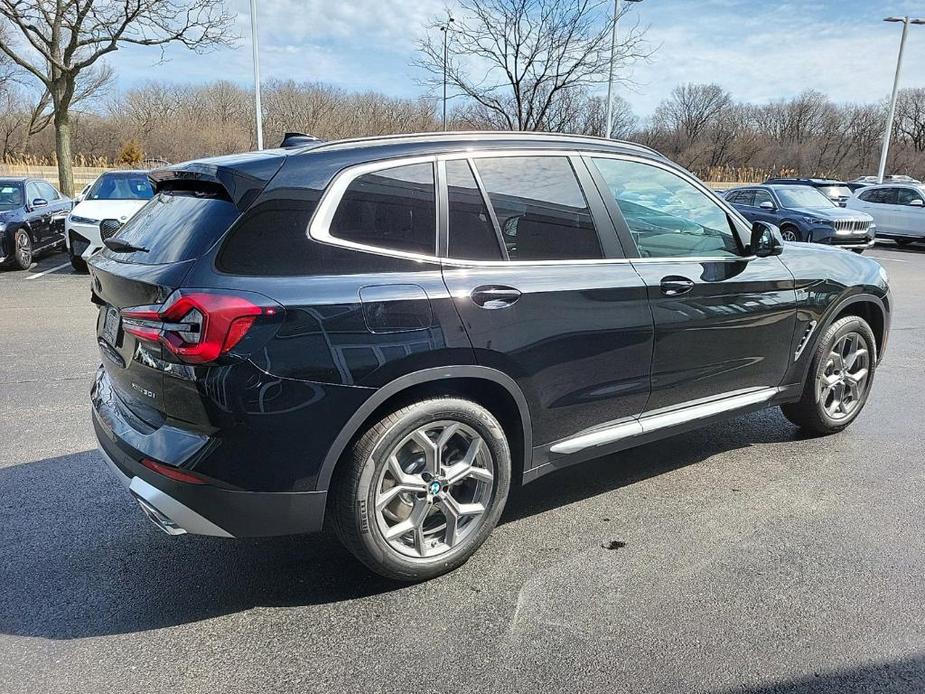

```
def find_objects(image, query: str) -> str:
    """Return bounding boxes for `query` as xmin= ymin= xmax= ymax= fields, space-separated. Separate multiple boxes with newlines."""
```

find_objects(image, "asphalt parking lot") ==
xmin=1 ymin=244 xmax=924 ymax=694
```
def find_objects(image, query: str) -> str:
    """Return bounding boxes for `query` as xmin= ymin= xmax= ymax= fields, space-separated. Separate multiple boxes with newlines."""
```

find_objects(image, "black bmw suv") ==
xmin=90 ymin=132 xmax=890 ymax=580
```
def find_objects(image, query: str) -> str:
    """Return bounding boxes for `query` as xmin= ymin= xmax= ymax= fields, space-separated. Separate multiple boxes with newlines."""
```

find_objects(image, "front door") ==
xmin=438 ymin=154 xmax=654 ymax=448
xmin=25 ymin=181 xmax=52 ymax=246
xmin=587 ymin=155 xmax=798 ymax=412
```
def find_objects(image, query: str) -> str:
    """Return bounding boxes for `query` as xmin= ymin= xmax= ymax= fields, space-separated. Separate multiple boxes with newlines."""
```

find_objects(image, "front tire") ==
xmin=332 ymin=397 xmax=511 ymax=581
xmin=895 ymin=238 xmax=914 ymax=247
xmin=781 ymin=316 xmax=877 ymax=435
xmin=12 ymin=229 xmax=33 ymax=270
xmin=780 ymin=225 xmax=801 ymax=242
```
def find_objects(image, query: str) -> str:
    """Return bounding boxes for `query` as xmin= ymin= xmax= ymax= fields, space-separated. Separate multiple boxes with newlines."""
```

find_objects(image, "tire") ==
xmin=781 ymin=315 xmax=877 ymax=435
xmin=12 ymin=228 xmax=33 ymax=270
xmin=332 ymin=397 xmax=511 ymax=581
xmin=895 ymin=238 xmax=913 ymax=247
xmin=851 ymin=249 xmax=865 ymax=254
xmin=780 ymin=225 xmax=801 ymax=242
xmin=69 ymin=245 xmax=87 ymax=272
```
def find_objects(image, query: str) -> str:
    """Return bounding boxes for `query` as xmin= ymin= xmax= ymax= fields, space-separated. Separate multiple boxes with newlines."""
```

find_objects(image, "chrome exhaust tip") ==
xmin=134 ymin=494 xmax=188 ymax=536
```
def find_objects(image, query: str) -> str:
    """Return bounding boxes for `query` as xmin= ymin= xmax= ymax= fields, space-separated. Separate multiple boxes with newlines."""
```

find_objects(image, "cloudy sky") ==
xmin=107 ymin=0 xmax=925 ymax=119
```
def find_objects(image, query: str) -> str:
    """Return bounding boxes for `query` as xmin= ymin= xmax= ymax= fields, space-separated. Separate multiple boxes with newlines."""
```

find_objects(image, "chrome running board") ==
xmin=549 ymin=387 xmax=781 ymax=455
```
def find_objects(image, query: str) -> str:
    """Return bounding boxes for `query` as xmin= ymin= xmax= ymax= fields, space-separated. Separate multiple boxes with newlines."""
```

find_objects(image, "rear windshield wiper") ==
xmin=103 ymin=238 xmax=148 ymax=253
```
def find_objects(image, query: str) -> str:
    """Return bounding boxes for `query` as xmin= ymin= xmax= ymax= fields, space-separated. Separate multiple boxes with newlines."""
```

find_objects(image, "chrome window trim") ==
xmin=307 ymin=148 xmax=760 ymax=267
xmin=308 ymin=155 xmax=441 ymax=262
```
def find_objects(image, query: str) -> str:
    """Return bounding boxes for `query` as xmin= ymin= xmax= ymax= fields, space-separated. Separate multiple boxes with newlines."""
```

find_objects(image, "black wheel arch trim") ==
xmin=315 ymin=365 xmax=533 ymax=492
xmin=796 ymin=292 xmax=888 ymax=384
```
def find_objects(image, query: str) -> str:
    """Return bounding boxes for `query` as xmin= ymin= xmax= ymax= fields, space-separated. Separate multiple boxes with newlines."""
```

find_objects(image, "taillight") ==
xmin=140 ymin=457 xmax=208 ymax=485
xmin=121 ymin=290 xmax=279 ymax=364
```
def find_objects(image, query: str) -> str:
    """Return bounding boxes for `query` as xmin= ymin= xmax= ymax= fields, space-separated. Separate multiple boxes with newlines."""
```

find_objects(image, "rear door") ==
xmin=587 ymin=155 xmax=797 ymax=412
xmin=36 ymin=181 xmax=69 ymax=244
xmin=894 ymin=187 xmax=925 ymax=237
xmin=854 ymin=188 xmax=899 ymax=234
xmin=439 ymin=152 xmax=653 ymax=451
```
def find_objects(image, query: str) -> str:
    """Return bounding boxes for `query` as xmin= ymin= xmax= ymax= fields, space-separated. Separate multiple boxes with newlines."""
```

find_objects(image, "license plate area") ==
xmin=102 ymin=306 xmax=121 ymax=347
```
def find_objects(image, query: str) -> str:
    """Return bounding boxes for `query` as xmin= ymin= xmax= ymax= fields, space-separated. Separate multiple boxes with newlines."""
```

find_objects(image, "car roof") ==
xmin=766 ymin=177 xmax=847 ymax=185
xmin=860 ymin=182 xmax=925 ymax=190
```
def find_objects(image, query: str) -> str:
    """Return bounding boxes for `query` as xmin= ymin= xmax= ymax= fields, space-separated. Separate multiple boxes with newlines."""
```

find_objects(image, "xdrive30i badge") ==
xmin=131 ymin=383 xmax=157 ymax=400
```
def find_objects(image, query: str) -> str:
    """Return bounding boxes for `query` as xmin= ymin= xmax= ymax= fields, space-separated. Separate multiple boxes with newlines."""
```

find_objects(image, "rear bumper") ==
xmin=92 ymin=367 xmax=327 ymax=537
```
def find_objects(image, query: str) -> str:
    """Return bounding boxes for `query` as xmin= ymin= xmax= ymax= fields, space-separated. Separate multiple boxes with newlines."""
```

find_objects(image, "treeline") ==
xmin=2 ymin=78 xmax=924 ymax=182
xmin=639 ymin=84 xmax=925 ymax=182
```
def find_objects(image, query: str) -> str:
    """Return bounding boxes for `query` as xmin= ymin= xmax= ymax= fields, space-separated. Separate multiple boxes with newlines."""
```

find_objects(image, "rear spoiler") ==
xmin=148 ymin=152 xmax=288 ymax=211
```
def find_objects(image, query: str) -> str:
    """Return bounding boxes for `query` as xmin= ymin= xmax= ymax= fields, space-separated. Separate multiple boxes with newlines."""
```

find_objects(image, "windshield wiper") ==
xmin=103 ymin=238 xmax=148 ymax=253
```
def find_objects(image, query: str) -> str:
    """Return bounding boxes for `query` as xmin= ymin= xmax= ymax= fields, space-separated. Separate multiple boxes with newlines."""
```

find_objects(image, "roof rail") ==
xmin=303 ymin=130 xmax=665 ymax=158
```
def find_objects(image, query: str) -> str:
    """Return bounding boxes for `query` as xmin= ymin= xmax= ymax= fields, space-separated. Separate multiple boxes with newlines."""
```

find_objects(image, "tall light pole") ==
xmin=250 ymin=0 xmax=264 ymax=150
xmin=877 ymin=16 xmax=924 ymax=183
xmin=605 ymin=0 xmax=642 ymax=139
xmin=440 ymin=15 xmax=455 ymax=131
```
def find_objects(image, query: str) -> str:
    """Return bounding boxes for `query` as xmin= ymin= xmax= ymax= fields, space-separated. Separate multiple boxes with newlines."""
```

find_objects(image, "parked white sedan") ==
xmin=65 ymin=170 xmax=154 ymax=271
xmin=845 ymin=183 xmax=925 ymax=247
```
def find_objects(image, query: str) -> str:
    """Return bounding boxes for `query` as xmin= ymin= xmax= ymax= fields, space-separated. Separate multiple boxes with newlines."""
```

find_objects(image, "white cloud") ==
xmin=101 ymin=0 xmax=925 ymax=119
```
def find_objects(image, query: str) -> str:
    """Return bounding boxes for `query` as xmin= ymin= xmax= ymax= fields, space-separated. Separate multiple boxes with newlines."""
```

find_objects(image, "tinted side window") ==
xmin=592 ymin=158 xmax=741 ymax=258
xmin=330 ymin=163 xmax=436 ymax=256
xmin=25 ymin=182 xmax=41 ymax=204
xmin=753 ymin=189 xmax=773 ymax=207
xmin=446 ymin=159 xmax=502 ymax=260
xmin=736 ymin=190 xmax=756 ymax=206
xmin=896 ymin=188 xmax=924 ymax=205
xmin=37 ymin=182 xmax=59 ymax=200
xmin=472 ymin=156 xmax=601 ymax=261
xmin=877 ymin=188 xmax=900 ymax=204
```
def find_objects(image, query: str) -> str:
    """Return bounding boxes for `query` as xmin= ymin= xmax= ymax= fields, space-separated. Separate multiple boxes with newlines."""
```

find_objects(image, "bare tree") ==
xmin=416 ymin=0 xmax=649 ymax=132
xmin=0 ymin=0 xmax=236 ymax=194
xmin=896 ymin=88 xmax=925 ymax=153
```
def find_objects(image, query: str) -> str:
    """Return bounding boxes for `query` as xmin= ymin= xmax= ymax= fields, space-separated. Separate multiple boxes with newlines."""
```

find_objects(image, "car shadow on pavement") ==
xmin=710 ymin=653 xmax=925 ymax=693
xmin=0 ymin=409 xmax=807 ymax=640
xmin=502 ymin=406 xmax=808 ymax=524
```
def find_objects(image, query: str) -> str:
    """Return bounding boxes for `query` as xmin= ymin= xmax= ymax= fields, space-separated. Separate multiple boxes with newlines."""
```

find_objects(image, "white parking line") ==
xmin=868 ymin=256 xmax=909 ymax=263
xmin=26 ymin=261 xmax=72 ymax=280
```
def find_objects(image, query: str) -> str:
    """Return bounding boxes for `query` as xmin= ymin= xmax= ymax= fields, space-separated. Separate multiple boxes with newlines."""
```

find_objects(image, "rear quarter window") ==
xmin=102 ymin=191 xmax=240 ymax=265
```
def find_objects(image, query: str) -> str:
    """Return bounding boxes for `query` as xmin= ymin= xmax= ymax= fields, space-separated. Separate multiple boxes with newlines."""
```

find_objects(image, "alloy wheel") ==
xmin=816 ymin=331 xmax=870 ymax=420
xmin=15 ymin=231 xmax=32 ymax=268
xmin=781 ymin=228 xmax=798 ymax=242
xmin=373 ymin=420 xmax=495 ymax=559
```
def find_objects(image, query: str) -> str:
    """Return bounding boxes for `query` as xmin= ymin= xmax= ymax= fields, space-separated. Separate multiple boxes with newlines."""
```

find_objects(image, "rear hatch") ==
xmin=88 ymin=153 xmax=287 ymax=429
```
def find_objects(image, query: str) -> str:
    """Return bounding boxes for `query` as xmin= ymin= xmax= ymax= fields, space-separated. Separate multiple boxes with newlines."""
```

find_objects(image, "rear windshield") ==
xmin=102 ymin=191 xmax=240 ymax=265
xmin=88 ymin=172 xmax=155 ymax=201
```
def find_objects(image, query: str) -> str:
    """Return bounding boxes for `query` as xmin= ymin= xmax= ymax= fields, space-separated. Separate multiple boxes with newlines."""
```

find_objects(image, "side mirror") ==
xmin=750 ymin=221 xmax=784 ymax=257
xmin=31 ymin=198 xmax=48 ymax=209
xmin=759 ymin=200 xmax=775 ymax=210
xmin=909 ymin=198 xmax=924 ymax=207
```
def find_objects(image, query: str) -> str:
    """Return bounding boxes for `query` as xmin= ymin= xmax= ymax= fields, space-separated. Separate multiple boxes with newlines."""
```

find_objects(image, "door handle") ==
xmin=659 ymin=276 xmax=694 ymax=296
xmin=471 ymin=285 xmax=522 ymax=309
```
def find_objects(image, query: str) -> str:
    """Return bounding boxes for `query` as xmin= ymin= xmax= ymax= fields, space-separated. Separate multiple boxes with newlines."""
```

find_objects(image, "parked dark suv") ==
xmin=724 ymin=184 xmax=875 ymax=252
xmin=89 ymin=133 xmax=890 ymax=580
